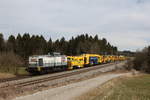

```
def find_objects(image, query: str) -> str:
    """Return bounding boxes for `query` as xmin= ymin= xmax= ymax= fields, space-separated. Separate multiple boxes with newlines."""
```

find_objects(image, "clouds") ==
xmin=0 ymin=0 xmax=150 ymax=51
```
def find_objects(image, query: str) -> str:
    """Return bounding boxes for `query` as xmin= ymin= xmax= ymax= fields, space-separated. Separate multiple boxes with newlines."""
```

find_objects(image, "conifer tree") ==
xmin=0 ymin=33 xmax=5 ymax=52
xmin=7 ymin=35 xmax=16 ymax=52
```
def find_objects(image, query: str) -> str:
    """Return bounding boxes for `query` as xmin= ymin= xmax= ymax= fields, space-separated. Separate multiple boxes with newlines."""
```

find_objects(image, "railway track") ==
xmin=0 ymin=75 xmax=31 ymax=83
xmin=0 ymin=70 xmax=67 ymax=84
xmin=0 ymin=62 xmax=121 ymax=90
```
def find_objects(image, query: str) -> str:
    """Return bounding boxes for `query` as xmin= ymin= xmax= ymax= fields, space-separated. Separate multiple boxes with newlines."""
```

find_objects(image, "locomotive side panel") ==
xmin=42 ymin=57 xmax=55 ymax=67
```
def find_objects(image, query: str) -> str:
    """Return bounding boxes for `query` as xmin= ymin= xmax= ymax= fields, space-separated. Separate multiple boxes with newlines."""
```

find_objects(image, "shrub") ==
xmin=124 ymin=59 xmax=134 ymax=70
xmin=132 ymin=46 xmax=150 ymax=73
xmin=0 ymin=52 xmax=24 ymax=74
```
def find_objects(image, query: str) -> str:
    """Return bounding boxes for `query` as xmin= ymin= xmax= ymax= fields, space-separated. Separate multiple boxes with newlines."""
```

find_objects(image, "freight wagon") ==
xmin=26 ymin=53 xmax=67 ymax=74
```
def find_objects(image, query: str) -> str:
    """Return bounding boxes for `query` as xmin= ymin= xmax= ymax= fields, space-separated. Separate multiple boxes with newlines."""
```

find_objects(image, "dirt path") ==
xmin=13 ymin=72 xmax=130 ymax=100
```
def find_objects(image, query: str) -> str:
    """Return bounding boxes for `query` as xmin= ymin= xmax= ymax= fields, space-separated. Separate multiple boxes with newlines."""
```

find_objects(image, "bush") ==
xmin=124 ymin=59 xmax=134 ymax=70
xmin=0 ymin=52 xmax=24 ymax=74
xmin=132 ymin=46 xmax=150 ymax=73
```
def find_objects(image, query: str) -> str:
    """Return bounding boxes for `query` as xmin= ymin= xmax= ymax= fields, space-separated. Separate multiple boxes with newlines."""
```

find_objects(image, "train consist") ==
xmin=26 ymin=53 xmax=126 ymax=74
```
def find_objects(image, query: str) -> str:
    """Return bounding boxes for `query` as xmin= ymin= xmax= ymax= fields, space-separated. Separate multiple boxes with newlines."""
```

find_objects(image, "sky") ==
xmin=0 ymin=0 xmax=150 ymax=51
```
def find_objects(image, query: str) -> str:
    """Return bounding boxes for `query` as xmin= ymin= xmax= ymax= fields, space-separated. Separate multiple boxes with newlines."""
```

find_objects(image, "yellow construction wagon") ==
xmin=81 ymin=54 xmax=103 ymax=66
xmin=67 ymin=56 xmax=84 ymax=70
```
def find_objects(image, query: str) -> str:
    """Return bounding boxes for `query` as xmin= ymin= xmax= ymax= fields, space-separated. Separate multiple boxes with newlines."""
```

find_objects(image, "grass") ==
xmin=0 ymin=67 xmax=29 ymax=76
xmin=17 ymin=67 xmax=29 ymax=75
xmin=92 ymin=74 xmax=150 ymax=100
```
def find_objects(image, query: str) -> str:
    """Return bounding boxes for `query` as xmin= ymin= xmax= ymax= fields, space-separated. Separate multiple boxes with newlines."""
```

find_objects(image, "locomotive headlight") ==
xmin=37 ymin=66 xmax=41 ymax=71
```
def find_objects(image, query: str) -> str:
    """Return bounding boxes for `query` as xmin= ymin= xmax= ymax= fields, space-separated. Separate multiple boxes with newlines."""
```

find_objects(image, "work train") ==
xmin=26 ymin=53 xmax=126 ymax=74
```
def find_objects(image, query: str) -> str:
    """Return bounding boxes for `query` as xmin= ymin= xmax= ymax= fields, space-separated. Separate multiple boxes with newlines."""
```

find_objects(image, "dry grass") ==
xmin=0 ymin=73 xmax=15 ymax=79
xmin=77 ymin=74 xmax=150 ymax=100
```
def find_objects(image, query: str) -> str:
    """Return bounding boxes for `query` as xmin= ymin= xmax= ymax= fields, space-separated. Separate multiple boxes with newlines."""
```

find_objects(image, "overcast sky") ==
xmin=0 ymin=0 xmax=150 ymax=51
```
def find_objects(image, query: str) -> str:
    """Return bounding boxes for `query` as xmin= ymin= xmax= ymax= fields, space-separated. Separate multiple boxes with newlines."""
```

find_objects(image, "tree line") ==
xmin=0 ymin=33 xmax=117 ymax=61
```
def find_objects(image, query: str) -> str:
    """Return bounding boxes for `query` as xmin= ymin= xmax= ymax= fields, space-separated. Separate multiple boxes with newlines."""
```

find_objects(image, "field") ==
xmin=79 ymin=74 xmax=150 ymax=100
